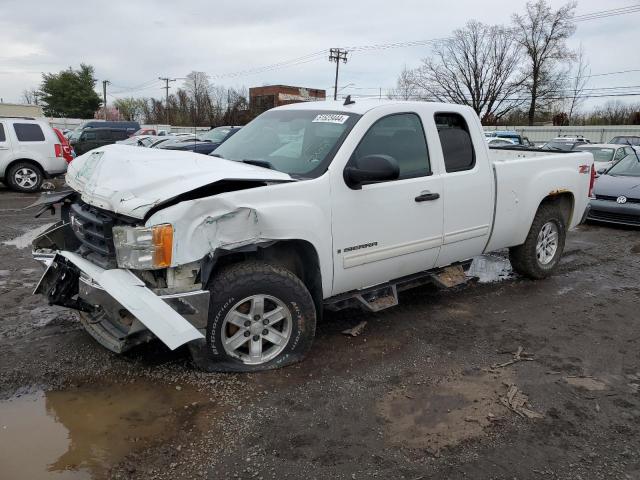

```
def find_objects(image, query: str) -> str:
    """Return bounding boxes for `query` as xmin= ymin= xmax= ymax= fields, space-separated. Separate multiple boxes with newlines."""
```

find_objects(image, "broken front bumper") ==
xmin=33 ymin=250 xmax=207 ymax=353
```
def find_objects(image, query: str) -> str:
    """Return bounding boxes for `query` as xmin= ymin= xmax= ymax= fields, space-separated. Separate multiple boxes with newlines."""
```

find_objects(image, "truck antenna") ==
xmin=343 ymin=95 xmax=355 ymax=106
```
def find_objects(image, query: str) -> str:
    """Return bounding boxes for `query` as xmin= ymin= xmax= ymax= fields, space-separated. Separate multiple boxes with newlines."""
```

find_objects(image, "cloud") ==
xmin=0 ymin=0 xmax=637 ymax=110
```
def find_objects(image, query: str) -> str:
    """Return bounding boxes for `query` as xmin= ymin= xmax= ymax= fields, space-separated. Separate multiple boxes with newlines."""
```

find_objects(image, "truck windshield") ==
xmin=212 ymin=110 xmax=360 ymax=178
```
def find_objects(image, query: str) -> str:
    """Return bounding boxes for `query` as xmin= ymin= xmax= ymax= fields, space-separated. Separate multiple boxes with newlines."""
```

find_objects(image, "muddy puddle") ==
xmin=378 ymin=371 xmax=510 ymax=451
xmin=0 ymin=380 xmax=207 ymax=479
xmin=467 ymin=254 xmax=514 ymax=283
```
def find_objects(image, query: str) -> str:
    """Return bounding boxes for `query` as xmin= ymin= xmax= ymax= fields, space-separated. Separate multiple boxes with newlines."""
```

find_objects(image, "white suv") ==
xmin=0 ymin=117 xmax=69 ymax=192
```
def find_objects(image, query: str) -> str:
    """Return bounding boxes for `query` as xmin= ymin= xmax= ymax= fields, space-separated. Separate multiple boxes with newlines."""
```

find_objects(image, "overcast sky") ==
xmin=1 ymin=0 xmax=639 ymax=109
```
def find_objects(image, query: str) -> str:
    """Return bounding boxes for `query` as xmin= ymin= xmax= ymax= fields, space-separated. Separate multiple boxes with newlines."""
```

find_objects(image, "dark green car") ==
xmin=71 ymin=128 xmax=130 ymax=156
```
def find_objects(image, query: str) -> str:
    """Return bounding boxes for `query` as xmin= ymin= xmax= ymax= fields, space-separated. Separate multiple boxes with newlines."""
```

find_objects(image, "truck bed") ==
xmin=485 ymin=148 xmax=592 ymax=252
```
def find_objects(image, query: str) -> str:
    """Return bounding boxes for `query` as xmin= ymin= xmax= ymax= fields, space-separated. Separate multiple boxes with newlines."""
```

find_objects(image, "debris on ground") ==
xmin=500 ymin=385 xmax=544 ymax=419
xmin=41 ymin=181 xmax=56 ymax=191
xmin=342 ymin=320 xmax=367 ymax=337
xmin=564 ymin=376 xmax=608 ymax=391
xmin=491 ymin=346 xmax=535 ymax=369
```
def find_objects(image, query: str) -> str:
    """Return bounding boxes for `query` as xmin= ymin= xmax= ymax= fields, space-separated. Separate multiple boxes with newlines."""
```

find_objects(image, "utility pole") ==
xmin=158 ymin=77 xmax=176 ymax=125
xmin=329 ymin=48 xmax=348 ymax=100
xmin=102 ymin=80 xmax=110 ymax=120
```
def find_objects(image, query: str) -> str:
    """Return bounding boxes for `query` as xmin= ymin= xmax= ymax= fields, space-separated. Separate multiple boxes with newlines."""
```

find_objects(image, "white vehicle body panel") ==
xmin=39 ymin=99 xmax=593 ymax=351
xmin=65 ymin=145 xmax=292 ymax=218
xmin=0 ymin=118 xmax=67 ymax=179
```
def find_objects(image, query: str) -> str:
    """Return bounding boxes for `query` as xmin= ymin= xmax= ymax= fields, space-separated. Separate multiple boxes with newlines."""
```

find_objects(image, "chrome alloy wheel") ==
xmin=14 ymin=167 xmax=38 ymax=189
xmin=221 ymin=294 xmax=292 ymax=365
xmin=536 ymin=221 xmax=559 ymax=265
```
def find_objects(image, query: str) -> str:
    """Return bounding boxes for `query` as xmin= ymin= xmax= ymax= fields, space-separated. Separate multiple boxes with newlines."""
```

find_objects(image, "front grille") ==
xmin=595 ymin=194 xmax=640 ymax=204
xmin=588 ymin=209 xmax=640 ymax=225
xmin=68 ymin=201 xmax=137 ymax=260
xmin=69 ymin=202 xmax=117 ymax=256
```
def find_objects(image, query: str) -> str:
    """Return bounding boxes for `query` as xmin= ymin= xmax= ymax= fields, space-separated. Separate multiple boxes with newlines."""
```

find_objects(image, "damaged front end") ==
xmin=32 ymin=207 xmax=207 ymax=353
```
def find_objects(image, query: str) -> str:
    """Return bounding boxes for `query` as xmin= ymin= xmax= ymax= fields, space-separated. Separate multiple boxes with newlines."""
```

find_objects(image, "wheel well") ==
xmin=539 ymin=191 xmax=574 ymax=225
xmin=207 ymin=240 xmax=324 ymax=320
xmin=5 ymin=158 xmax=44 ymax=177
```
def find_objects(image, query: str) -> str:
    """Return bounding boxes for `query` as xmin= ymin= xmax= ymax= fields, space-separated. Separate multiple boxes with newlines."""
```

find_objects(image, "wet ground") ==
xmin=1 ymin=183 xmax=639 ymax=480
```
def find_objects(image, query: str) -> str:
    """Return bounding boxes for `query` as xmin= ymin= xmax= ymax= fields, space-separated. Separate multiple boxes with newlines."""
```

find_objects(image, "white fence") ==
xmin=45 ymin=118 xmax=212 ymax=135
xmin=43 ymin=117 xmax=640 ymax=143
xmin=484 ymin=125 xmax=640 ymax=143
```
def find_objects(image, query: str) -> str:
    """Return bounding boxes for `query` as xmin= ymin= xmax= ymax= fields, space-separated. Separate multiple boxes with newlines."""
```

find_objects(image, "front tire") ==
xmin=509 ymin=203 xmax=567 ymax=279
xmin=190 ymin=261 xmax=317 ymax=372
xmin=6 ymin=161 xmax=43 ymax=192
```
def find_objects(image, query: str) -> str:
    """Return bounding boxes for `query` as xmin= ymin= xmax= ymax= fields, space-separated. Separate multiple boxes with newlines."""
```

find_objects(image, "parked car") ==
xmin=159 ymin=126 xmax=241 ymax=155
xmin=484 ymin=130 xmax=533 ymax=146
xmin=540 ymin=139 xmax=581 ymax=151
xmin=553 ymin=135 xmax=590 ymax=144
xmin=52 ymin=128 xmax=75 ymax=163
xmin=587 ymin=151 xmax=640 ymax=226
xmin=0 ymin=117 xmax=69 ymax=192
xmin=132 ymin=128 xmax=158 ymax=136
xmin=70 ymin=128 xmax=131 ymax=155
xmin=487 ymin=137 xmax=516 ymax=147
xmin=609 ymin=135 xmax=640 ymax=147
xmin=574 ymin=143 xmax=635 ymax=173
xmin=32 ymin=100 xmax=593 ymax=371
xmin=68 ymin=121 xmax=140 ymax=142
xmin=116 ymin=135 xmax=156 ymax=147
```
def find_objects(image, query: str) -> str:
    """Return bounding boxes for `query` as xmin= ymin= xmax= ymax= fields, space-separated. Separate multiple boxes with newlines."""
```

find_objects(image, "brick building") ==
xmin=249 ymin=85 xmax=326 ymax=114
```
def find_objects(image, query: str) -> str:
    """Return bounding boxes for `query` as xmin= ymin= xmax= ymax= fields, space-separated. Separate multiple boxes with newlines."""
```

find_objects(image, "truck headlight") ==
xmin=112 ymin=224 xmax=173 ymax=269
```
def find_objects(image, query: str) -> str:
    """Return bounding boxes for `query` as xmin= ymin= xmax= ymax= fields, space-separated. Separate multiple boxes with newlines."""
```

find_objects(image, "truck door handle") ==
xmin=415 ymin=192 xmax=440 ymax=202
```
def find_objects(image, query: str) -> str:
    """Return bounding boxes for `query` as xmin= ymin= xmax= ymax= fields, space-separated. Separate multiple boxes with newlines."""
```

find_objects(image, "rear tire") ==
xmin=509 ymin=203 xmax=567 ymax=279
xmin=6 ymin=161 xmax=43 ymax=192
xmin=189 ymin=261 xmax=317 ymax=372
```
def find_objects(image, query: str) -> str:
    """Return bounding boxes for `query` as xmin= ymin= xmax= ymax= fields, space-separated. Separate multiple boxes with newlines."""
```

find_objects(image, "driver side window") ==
xmin=351 ymin=113 xmax=431 ymax=180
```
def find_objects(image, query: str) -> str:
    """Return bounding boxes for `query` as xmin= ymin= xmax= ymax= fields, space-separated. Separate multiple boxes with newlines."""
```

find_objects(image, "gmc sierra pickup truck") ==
xmin=32 ymin=99 xmax=595 ymax=372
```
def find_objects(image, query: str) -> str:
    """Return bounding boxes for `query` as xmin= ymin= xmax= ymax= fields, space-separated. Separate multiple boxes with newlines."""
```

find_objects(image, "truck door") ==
xmin=432 ymin=112 xmax=493 ymax=267
xmin=330 ymin=112 xmax=444 ymax=295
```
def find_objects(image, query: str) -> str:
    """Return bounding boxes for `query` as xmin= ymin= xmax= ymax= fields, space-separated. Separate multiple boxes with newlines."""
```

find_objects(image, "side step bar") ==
xmin=325 ymin=263 xmax=471 ymax=313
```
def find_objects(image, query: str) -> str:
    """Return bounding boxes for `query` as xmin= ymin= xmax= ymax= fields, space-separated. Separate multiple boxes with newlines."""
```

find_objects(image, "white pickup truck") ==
xmin=32 ymin=100 xmax=594 ymax=372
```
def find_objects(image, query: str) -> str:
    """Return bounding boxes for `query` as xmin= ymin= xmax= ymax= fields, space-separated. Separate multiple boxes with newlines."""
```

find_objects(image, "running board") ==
xmin=354 ymin=285 xmax=398 ymax=312
xmin=324 ymin=262 xmax=471 ymax=313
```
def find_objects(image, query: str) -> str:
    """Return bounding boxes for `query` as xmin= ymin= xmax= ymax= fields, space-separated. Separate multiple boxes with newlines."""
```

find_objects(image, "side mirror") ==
xmin=344 ymin=154 xmax=400 ymax=189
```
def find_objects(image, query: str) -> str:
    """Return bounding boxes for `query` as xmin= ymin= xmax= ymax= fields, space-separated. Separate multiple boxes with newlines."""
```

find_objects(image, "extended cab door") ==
xmin=330 ymin=110 xmax=444 ymax=295
xmin=431 ymin=111 xmax=493 ymax=267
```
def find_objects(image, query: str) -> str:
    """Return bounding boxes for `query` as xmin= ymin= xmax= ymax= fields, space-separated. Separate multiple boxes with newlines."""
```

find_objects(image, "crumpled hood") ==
xmin=594 ymin=173 xmax=640 ymax=199
xmin=66 ymin=144 xmax=292 ymax=219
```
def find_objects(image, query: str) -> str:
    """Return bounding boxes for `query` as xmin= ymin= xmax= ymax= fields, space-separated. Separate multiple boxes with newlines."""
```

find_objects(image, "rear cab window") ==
xmin=13 ymin=123 xmax=45 ymax=142
xmin=0 ymin=123 xmax=6 ymax=142
xmin=435 ymin=113 xmax=475 ymax=172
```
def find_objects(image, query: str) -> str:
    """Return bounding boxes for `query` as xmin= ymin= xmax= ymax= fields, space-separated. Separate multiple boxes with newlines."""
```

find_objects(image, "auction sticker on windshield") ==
xmin=312 ymin=114 xmax=350 ymax=124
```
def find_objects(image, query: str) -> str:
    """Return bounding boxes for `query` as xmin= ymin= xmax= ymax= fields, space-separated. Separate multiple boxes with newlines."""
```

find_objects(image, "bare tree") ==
xmin=512 ymin=0 xmax=577 ymax=125
xmin=22 ymin=88 xmax=40 ymax=105
xmin=388 ymin=66 xmax=419 ymax=100
xmin=183 ymin=71 xmax=212 ymax=125
xmin=407 ymin=21 xmax=524 ymax=123
xmin=566 ymin=45 xmax=589 ymax=124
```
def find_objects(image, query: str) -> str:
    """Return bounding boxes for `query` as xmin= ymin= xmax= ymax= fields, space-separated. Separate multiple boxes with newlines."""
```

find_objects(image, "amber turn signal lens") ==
xmin=152 ymin=224 xmax=173 ymax=268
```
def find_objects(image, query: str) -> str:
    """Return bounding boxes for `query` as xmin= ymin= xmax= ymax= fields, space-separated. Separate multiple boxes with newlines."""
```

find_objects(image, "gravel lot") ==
xmin=1 ymin=183 xmax=639 ymax=480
